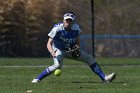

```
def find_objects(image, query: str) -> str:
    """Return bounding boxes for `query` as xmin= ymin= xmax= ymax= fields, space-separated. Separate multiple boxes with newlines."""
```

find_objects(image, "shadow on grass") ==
xmin=71 ymin=81 xmax=126 ymax=84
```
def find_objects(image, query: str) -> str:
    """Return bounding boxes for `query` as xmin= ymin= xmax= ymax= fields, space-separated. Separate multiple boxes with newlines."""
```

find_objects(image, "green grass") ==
xmin=0 ymin=58 xmax=140 ymax=93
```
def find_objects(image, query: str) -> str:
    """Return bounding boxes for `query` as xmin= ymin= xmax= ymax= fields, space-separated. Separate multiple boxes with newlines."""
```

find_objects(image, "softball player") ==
xmin=32 ymin=12 xmax=116 ymax=83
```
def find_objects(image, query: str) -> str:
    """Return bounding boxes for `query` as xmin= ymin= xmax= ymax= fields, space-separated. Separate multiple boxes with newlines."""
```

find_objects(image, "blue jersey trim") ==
xmin=53 ymin=22 xmax=63 ymax=27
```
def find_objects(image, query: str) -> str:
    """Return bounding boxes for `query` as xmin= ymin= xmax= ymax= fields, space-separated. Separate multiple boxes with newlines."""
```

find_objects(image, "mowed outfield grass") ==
xmin=0 ymin=58 xmax=140 ymax=93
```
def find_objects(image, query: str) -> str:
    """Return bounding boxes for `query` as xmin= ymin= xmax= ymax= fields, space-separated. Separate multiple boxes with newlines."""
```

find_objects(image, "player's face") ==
xmin=63 ymin=18 xmax=74 ymax=30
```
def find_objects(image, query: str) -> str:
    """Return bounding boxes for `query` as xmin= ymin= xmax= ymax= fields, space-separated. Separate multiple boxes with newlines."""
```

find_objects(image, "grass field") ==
xmin=0 ymin=58 xmax=140 ymax=93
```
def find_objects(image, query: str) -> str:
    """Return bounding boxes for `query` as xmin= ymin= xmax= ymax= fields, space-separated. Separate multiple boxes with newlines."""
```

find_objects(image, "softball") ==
xmin=54 ymin=69 xmax=61 ymax=76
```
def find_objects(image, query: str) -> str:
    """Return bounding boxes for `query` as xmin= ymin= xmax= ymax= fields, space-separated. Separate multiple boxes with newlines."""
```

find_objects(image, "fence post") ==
xmin=91 ymin=0 xmax=94 ymax=57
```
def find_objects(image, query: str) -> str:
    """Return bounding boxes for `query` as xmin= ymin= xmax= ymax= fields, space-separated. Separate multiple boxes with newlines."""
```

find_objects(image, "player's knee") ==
xmin=53 ymin=62 xmax=61 ymax=69
xmin=47 ymin=63 xmax=61 ymax=73
xmin=87 ymin=56 xmax=96 ymax=65
xmin=80 ymin=51 xmax=96 ymax=65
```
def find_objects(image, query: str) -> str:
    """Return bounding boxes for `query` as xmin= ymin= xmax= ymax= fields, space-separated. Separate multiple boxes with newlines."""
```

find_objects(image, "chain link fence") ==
xmin=0 ymin=0 xmax=140 ymax=60
xmin=95 ymin=0 xmax=140 ymax=58
xmin=0 ymin=0 xmax=92 ymax=57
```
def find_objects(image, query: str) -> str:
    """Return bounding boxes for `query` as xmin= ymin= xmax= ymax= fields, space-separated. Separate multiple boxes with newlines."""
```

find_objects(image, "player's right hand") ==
xmin=51 ymin=50 xmax=57 ymax=57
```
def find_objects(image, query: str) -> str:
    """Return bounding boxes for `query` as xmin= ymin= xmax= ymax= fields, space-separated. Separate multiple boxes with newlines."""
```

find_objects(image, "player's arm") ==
xmin=47 ymin=26 xmax=58 ymax=56
xmin=76 ymin=24 xmax=81 ymax=46
xmin=76 ymin=36 xmax=80 ymax=46
xmin=47 ymin=38 xmax=53 ymax=53
xmin=69 ymin=36 xmax=81 ymax=58
xmin=47 ymin=37 xmax=56 ymax=56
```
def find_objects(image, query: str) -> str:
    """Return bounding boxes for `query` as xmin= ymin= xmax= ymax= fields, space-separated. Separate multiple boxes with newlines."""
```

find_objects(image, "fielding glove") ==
xmin=70 ymin=45 xmax=80 ymax=58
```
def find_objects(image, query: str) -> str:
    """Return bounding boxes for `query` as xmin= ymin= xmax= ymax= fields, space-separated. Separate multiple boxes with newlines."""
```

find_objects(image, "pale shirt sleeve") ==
xmin=72 ymin=23 xmax=82 ymax=34
xmin=77 ymin=25 xmax=82 ymax=34
xmin=48 ymin=27 xmax=58 ymax=39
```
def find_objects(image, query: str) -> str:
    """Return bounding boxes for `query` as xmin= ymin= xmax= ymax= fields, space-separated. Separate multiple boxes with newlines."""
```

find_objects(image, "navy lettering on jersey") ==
xmin=48 ymin=23 xmax=81 ymax=50
xmin=54 ymin=30 xmax=79 ymax=50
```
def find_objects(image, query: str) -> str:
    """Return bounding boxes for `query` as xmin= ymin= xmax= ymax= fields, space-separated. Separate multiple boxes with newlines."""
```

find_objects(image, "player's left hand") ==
xmin=70 ymin=45 xmax=81 ymax=58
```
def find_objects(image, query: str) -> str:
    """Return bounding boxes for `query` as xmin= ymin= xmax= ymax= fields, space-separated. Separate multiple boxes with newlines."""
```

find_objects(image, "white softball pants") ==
xmin=47 ymin=45 xmax=96 ymax=73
